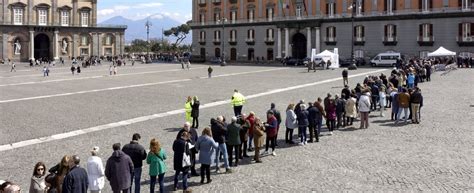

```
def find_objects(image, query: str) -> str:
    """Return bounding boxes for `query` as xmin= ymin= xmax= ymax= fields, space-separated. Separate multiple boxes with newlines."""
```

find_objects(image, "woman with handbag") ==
xmin=47 ymin=155 xmax=71 ymax=193
xmin=253 ymin=117 xmax=265 ymax=163
xmin=29 ymin=162 xmax=48 ymax=193
xmin=147 ymin=138 xmax=167 ymax=193
xmin=173 ymin=131 xmax=192 ymax=192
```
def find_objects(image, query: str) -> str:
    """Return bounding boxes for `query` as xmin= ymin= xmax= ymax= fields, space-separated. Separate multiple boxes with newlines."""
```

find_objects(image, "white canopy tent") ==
xmin=427 ymin=47 xmax=456 ymax=57
xmin=311 ymin=49 xmax=339 ymax=68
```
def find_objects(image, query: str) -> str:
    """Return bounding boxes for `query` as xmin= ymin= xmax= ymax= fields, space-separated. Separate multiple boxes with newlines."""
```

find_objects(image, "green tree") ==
xmin=164 ymin=24 xmax=191 ymax=46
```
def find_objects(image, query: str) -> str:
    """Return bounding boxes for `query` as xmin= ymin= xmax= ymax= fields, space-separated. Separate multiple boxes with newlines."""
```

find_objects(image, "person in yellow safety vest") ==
xmin=185 ymin=96 xmax=193 ymax=123
xmin=231 ymin=89 xmax=246 ymax=116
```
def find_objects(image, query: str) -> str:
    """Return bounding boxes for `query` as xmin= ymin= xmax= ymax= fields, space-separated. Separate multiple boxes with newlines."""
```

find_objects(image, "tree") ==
xmin=164 ymin=24 xmax=190 ymax=46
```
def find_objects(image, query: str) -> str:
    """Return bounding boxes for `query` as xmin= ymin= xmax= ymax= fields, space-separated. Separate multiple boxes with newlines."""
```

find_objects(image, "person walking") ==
xmin=70 ymin=65 xmax=75 ymax=75
xmin=146 ymin=138 xmax=167 ymax=193
xmin=252 ymin=118 xmax=265 ymax=163
xmin=109 ymin=65 xmax=113 ymax=75
xmin=43 ymin=66 xmax=49 ymax=77
xmin=208 ymin=66 xmax=213 ymax=78
xmin=327 ymin=99 xmax=337 ymax=134
xmin=226 ymin=116 xmax=241 ymax=167
xmin=10 ymin=62 xmax=16 ymax=72
xmin=87 ymin=147 xmax=105 ymax=193
xmin=113 ymin=65 xmax=117 ymax=75
xmin=77 ymin=66 xmax=81 ymax=74
xmin=231 ymin=89 xmax=246 ymax=116
xmin=285 ymin=104 xmax=298 ymax=144
xmin=410 ymin=87 xmax=423 ymax=124
xmin=105 ymin=143 xmax=134 ymax=193
xmin=172 ymin=131 xmax=192 ymax=192
xmin=342 ymin=68 xmax=349 ymax=86
xmin=345 ymin=94 xmax=357 ymax=126
xmin=211 ymin=116 xmax=232 ymax=173
xmin=196 ymin=127 xmax=218 ymax=184
xmin=185 ymin=96 xmax=193 ymax=123
xmin=191 ymin=96 xmax=200 ymax=128
xmin=263 ymin=111 xmax=278 ymax=155
xmin=29 ymin=162 xmax=47 ymax=193
xmin=121 ymin=134 xmax=147 ymax=193
xmin=358 ymin=91 xmax=371 ymax=129
xmin=396 ymin=88 xmax=410 ymax=124
xmin=296 ymin=104 xmax=309 ymax=145
xmin=62 ymin=155 xmax=88 ymax=193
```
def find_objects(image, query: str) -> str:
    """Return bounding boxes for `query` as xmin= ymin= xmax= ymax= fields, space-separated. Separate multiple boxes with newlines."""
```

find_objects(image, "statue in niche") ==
xmin=62 ymin=39 xmax=68 ymax=54
xmin=14 ymin=39 xmax=21 ymax=55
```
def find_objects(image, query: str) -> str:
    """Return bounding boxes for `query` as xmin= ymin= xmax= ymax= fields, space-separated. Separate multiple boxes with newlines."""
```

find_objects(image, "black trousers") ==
xmin=190 ymin=152 xmax=197 ymax=175
xmin=328 ymin=120 xmax=336 ymax=131
xmin=200 ymin=164 xmax=211 ymax=182
xmin=233 ymin=106 xmax=243 ymax=116
xmin=265 ymin=136 xmax=276 ymax=151
xmin=336 ymin=112 xmax=345 ymax=128
xmin=238 ymin=141 xmax=248 ymax=158
xmin=227 ymin=144 xmax=239 ymax=166
xmin=192 ymin=117 xmax=199 ymax=128
xmin=285 ymin=127 xmax=294 ymax=142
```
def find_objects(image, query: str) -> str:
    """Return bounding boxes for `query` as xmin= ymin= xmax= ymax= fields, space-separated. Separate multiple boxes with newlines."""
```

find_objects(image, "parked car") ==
xmin=339 ymin=58 xmax=353 ymax=67
xmin=210 ymin=57 xmax=222 ymax=64
xmin=370 ymin=52 xmax=401 ymax=67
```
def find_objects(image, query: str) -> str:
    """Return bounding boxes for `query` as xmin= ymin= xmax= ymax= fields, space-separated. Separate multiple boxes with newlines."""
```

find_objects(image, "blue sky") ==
xmin=97 ymin=0 xmax=192 ymax=23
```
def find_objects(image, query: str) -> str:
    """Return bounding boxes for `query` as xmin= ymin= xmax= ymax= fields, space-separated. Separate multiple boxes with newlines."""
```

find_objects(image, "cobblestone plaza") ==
xmin=0 ymin=63 xmax=473 ymax=192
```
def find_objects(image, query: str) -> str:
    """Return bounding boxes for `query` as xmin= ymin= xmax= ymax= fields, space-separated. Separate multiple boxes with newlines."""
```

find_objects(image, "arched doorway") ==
xmin=292 ymin=33 xmax=306 ymax=59
xmin=248 ymin=48 xmax=254 ymax=61
xmin=267 ymin=48 xmax=274 ymax=61
xmin=230 ymin=48 xmax=237 ymax=61
xmin=215 ymin=48 xmax=221 ymax=58
xmin=200 ymin=48 xmax=206 ymax=59
xmin=34 ymin=34 xmax=50 ymax=60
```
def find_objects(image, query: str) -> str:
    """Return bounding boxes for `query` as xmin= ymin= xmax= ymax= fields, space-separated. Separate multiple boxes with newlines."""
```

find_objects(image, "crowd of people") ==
xmin=1 ymin=57 xmax=450 ymax=193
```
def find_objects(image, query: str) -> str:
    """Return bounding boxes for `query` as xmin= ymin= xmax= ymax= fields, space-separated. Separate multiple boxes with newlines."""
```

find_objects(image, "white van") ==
xmin=370 ymin=52 xmax=401 ymax=67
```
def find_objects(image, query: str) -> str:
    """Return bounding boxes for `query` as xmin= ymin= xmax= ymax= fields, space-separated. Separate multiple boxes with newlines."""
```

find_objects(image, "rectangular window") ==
xmin=328 ymin=3 xmax=335 ymax=17
xmin=247 ymin=10 xmax=254 ymax=22
xmin=214 ymin=13 xmax=220 ymax=24
xmin=267 ymin=29 xmax=274 ymax=40
xmin=296 ymin=5 xmax=303 ymax=19
xmin=200 ymin=31 xmax=206 ymax=41
xmin=214 ymin=31 xmax=220 ymax=41
xmin=461 ymin=0 xmax=471 ymax=10
xmin=200 ymin=14 xmax=205 ymax=25
xmin=327 ymin=27 xmax=336 ymax=41
xmin=81 ymin=12 xmax=89 ymax=27
xmin=81 ymin=36 xmax=88 ymax=46
xmin=105 ymin=36 xmax=112 ymax=45
xmin=80 ymin=48 xmax=89 ymax=56
xmin=61 ymin=11 xmax=69 ymax=26
xmin=13 ymin=8 xmax=23 ymax=25
xmin=105 ymin=48 xmax=112 ymax=55
xmin=38 ymin=9 xmax=47 ymax=25
xmin=266 ymin=8 xmax=273 ymax=21
xmin=230 ymin=11 xmax=236 ymax=24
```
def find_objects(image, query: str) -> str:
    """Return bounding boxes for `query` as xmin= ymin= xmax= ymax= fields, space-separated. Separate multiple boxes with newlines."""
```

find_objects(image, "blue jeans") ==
xmin=248 ymin=135 xmax=254 ymax=148
xmin=299 ymin=126 xmax=307 ymax=143
xmin=131 ymin=168 xmax=141 ymax=193
xmin=215 ymin=143 xmax=229 ymax=169
xmin=174 ymin=169 xmax=189 ymax=190
xmin=150 ymin=173 xmax=165 ymax=193
xmin=397 ymin=107 xmax=409 ymax=122
xmin=316 ymin=119 xmax=322 ymax=136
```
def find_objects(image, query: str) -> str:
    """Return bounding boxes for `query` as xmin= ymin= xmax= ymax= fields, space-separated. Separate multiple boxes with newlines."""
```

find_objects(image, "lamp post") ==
xmin=145 ymin=19 xmax=152 ymax=63
xmin=349 ymin=0 xmax=358 ymax=70
xmin=218 ymin=18 xmax=227 ymax=66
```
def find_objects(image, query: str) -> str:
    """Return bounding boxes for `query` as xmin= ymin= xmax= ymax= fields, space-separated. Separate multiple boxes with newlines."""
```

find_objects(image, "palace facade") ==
xmin=0 ymin=0 xmax=126 ymax=62
xmin=190 ymin=0 xmax=474 ymax=62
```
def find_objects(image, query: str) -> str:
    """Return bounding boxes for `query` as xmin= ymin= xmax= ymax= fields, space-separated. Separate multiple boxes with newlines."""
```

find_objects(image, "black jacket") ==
xmin=410 ymin=91 xmax=423 ymax=104
xmin=335 ymin=98 xmax=346 ymax=113
xmin=191 ymin=101 xmax=200 ymax=118
xmin=211 ymin=120 xmax=227 ymax=144
xmin=307 ymin=106 xmax=321 ymax=126
xmin=62 ymin=166 xmax=88 ymax=193
xmin=173 ymin=138 xmax=191 ymax=171
xmin=105 ymin=150 xmax=134 ymax=191
xmin=122 ymin=141 xmax=147 ymax=168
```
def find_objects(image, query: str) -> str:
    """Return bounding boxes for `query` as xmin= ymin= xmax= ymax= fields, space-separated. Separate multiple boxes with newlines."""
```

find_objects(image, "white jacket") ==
xmin=87 ymin=156 xmax=105 ymax=191
xmin=358 ymin=93 xmax=371 ymax=113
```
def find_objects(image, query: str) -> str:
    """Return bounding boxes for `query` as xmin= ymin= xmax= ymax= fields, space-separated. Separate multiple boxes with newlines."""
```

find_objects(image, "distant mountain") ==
xmin=100 ymin=15 xmax=191 ymax=45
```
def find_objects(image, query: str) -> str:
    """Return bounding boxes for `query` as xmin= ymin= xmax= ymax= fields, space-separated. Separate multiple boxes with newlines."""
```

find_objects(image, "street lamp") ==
xmin=348 ymin=0 xmax=358 ymax=70
xmin=145 ymin=19 xmax=152 ymax=63
xmin=218 ymin=18 xmax=227 ymax=66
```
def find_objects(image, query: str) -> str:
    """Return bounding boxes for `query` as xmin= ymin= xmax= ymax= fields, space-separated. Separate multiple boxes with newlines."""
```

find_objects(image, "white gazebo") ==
xmin=311 ymin=49 xmax=339 ymax=68
xmin=427 ymin=47 xmax=456 ymax=57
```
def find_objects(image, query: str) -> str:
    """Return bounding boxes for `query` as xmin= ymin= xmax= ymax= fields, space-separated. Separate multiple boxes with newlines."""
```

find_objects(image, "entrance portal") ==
xmin=34 ymin=34 xmax=50 ymax=60
xmin=292 ymin=33 xmax=306 ymax=59
xmin=230 ymin=48 xmax=236 ymax=61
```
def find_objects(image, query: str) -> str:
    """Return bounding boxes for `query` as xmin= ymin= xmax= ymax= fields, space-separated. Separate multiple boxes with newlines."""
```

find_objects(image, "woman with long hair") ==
xmin=147 ymin=138 xmax=167 ymax=193
xmin=47 ymin=155 xmax=71 ymax=193
xmin=30 ymin=162 xmax=47 ymax=193
xmin=195 ymin=127 xmax=218 ymax=184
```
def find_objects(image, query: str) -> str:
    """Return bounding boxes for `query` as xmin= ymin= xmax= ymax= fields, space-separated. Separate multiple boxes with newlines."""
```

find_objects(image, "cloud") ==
xmin=134 ymin=3 xmax=163 ymax=8
xmin=151 ymin=14 xmax=164 ymax=19
xmin=98 ymin=9 xmax=114 ymax=16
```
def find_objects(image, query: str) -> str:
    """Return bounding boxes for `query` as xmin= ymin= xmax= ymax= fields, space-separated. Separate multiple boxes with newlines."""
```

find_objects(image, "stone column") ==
xmin=28 ymin=0 xmax=34 ymax=25
xmin=277 ymin=28 xmax=282 ymax=59
xmin=91 ymin=0 xmax=97 ymax=26
xmin=2 ymin=33 xmax=9 ymax=60
xmin=54 ymin=30 xmax=59 ymax=60
xmin=72 ymin=0 xmax=78 ymax=26
xmin=115 ymin=33 xmax=120 ymax=56
xmin=307 ymin=27 xmax=312 ymax=58
xmin=29 ymin=31 xmax=35 ymax=60
xmin=72 ymin=34 xmax=78 ymax=58
xmin=120 ymin=33 xmax=125 ymax=55
xmin=284 ymin=28 xmax=289 ymax=57
xmin=52 ymin=0 xmax=58 ymax=25
xmin=97 ymin=33 xmax=101 ymax=57
xmin=315 ymin=27 xmax=321 ymax=53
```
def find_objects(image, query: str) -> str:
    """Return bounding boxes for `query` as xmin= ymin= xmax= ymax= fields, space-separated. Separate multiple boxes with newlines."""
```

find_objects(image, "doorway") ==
xmin=292 ymin=33 xmax=307 ymax=59
xmin=267 ymin=48 xmax=274 ymax=61
xmin=248 ymin=48 xmax=254 ymax=61
xmin=230 ymin=48 xmax=237 ymax=61
xmin=34 ymin=33 xmax=50 ymax=60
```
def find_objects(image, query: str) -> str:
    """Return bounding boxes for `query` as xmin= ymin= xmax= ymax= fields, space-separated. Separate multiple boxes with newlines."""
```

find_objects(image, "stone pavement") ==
xmin=0 ymin=63 xmax=472 ymax=192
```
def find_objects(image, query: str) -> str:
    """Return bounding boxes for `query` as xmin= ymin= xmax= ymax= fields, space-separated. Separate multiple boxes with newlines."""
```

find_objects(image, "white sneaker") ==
xmin=272 ymin=151 xmax=276 ymax=156
xmin=298 ymin=142 xmax=304 ymax=146
xmin=329 ymin=132 xmax=333 ymax=135
xmin=262 ymin=151 xmax=268 ymax=155
xmin=304 ymin=141 xmax=307 ymax=145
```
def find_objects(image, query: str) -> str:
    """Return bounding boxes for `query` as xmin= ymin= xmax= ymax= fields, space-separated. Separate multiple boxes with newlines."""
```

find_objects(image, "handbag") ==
xmin=182 ymin=143 xmax=191 ymax=167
